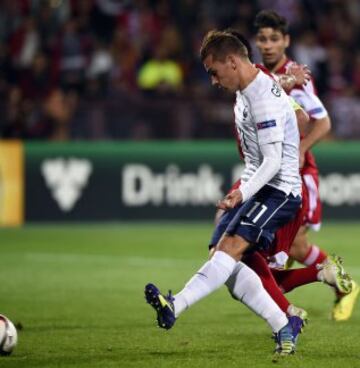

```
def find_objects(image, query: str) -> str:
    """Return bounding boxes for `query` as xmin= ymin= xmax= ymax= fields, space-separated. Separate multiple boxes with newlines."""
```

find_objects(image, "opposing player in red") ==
xmin=253 ymin=10 xmax=358 ymax=321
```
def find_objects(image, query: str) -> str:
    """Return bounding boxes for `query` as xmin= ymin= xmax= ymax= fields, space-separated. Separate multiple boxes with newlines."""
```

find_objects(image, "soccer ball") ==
xmin=0 ymin=315 xmax=18 ymax=356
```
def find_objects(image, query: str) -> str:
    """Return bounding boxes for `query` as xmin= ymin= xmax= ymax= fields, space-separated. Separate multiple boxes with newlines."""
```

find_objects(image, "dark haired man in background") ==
xmin=254 ymin=9 xmax=358 ymax=321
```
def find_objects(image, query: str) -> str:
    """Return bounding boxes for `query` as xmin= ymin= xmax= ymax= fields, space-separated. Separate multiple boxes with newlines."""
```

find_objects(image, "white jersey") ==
xmin=234 ymin=70 xmax=301 ymax=197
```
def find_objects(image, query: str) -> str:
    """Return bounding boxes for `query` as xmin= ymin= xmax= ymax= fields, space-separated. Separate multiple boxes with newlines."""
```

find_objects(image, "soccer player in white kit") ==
xmin=145 ymin=30 xmax=303 ymax=359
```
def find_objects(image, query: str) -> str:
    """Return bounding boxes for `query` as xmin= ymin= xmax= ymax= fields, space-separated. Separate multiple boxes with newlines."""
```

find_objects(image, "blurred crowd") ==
xmin=1 ymin=0 xmax=360 ymax=140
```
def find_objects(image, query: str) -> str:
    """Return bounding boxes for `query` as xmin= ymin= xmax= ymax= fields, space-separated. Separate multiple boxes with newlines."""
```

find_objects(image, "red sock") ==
xmin=301 ymin=245 xmax=327 ymax=266
xmin=243 ymin=252 xmax=290 ymax=313
xmin=271 ymin=266 xmax=319 ymax=293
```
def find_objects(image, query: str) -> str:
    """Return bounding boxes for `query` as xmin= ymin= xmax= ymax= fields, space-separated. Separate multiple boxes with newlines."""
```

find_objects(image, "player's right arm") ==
xmin=239 ymin=78 xmax=300 ymax=203
xmin=271 ymin=63 xmax=311 ymax=94
xmin=239 ymin=142 xmax=282 ymax=202
xmin=277 ymin=63 xmax=311 ymax=92
xmin=221 ymin=90 xmax=288 ymax=209
xmin=218 ymin=141 xmax=282 ymax=209
xmin=219 ymin=100 xmax=307 ymax=215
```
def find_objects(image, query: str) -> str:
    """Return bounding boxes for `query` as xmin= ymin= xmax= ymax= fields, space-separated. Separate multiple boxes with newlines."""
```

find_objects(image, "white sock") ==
xmin=173 ymin=251 xmax=236 ymax=317
xmin=226 ymin=262 xmax=288 ymax=333
xmin=303 ymin=245 xmax=320 ymax=266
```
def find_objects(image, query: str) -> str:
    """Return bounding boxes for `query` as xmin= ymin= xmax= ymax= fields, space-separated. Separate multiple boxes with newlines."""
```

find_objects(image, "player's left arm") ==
xmin=289 ymin=96 xmax=310 ymax=133
xmin=289 ymin=96 xmax=311 ymax=167
xmin=296 ymin=108 xmax=310 ymax=134
xmin=292 ymin=86 xmax=331 ymax=164
xmin=299 ymin=115 xmax=331 ymax=156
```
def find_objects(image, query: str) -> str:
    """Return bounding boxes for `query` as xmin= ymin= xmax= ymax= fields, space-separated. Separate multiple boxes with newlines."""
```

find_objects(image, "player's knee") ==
xmin=216 ymin=234 xmax=248 ymax=261
xmin=290 ymin=226 xmax=310 ymax=259
xmin=290 ymin=237 xmax=310 ymax=260
xmin=216 ymin=234 xmax=233 ymax=253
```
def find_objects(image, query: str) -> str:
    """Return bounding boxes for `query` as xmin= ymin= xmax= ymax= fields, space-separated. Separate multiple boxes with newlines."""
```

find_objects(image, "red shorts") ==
xmin=301 ymin=171 xmax=322 ymax=230
xmin=259 ymin=180 xmax=308 ymax=262
xmin=263 ymin=172 xmax=322 ymax=263
xmin=266 ymin=180 xmax=308 ymax=257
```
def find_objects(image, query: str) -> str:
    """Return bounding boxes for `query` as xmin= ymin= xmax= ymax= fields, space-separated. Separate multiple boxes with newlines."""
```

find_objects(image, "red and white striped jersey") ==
xmin=276 ymin=58 xmax=325 ymax=176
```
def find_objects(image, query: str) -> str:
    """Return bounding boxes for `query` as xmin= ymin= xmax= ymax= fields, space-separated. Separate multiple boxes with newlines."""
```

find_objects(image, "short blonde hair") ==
xmin=200 ymin=30 xmax=248 ymax=62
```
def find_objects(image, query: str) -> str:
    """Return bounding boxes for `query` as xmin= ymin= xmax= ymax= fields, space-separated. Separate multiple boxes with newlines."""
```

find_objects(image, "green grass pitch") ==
xmin=0 ymin=222 xmax=359 ymax=368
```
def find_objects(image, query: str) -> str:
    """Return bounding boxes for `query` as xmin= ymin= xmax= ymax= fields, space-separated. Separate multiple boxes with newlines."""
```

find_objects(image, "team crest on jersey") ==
xmin=271 ymin=82 xmax=281 ymax=97
xmin=257 ymin=120 xmax=277 ymax=130
xmin=243 ymin=106 xmax=249 ymax=120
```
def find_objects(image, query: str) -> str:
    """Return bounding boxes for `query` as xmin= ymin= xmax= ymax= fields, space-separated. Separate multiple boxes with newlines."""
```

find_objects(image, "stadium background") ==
xmin=0 ymin=1 xmax=359 ymax=367
xmin=1 ymin=0 xmax=360 ymax=141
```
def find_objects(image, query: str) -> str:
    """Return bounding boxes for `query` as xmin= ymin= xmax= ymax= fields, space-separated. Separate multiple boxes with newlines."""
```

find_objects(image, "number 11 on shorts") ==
xmin=246 ymin=201 xmax=268 ymax=224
